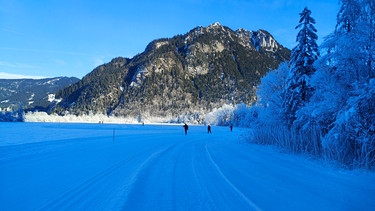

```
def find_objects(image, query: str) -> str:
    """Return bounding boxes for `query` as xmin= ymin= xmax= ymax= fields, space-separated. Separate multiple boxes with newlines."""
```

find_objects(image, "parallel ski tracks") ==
xmin=3 ymin=124 xmax=374 ymax=210
xmin=203 ymin=144 xmax=262 ymax=210
xmin=120 ymin=139 xmax=262 ymax=210
xmin=35 ymin=137 xmax=262 ymax=210
xmin=36 ymin=145 xmax=174 ymax=210
xmin=121 ymin=141 xmax=187 ymax=210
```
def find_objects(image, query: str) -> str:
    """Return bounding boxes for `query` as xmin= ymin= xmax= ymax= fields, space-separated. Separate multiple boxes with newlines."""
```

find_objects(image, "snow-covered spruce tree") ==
xmin=292 ymin=1 xmax=363 ymax=146
xmin=311 ymin=0 xmax=375 ymax=168
xmin=282 ymin=7 xmax=319 ymax=127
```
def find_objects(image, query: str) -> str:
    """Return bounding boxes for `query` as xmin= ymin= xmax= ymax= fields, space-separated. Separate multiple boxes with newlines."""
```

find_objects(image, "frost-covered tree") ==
xmin=205 ymin=104 xmax=234 ymax=126
xmin=311 ymin=0 xmax=374 ymax=129
xmin=336 ymin=0 xmax=362 ymax=32
xmin=282 ymin=7 xmax=319 ymax=126
xmin=238 ymin=0 xmax=374 ymax=168
xmin=309 ymin=0 xmax=375 ymax=168
xmin=319 ymin=0 xmax=372 ymax=86
xmin=257 ymin=62 xmax=289 ymax=123
xmin=358 ymin=0 xmax=375 ymax=80
xmin=323 ymin=79 xmax=375 ymax=168
xmin=238 ymin=63 xmax=292 ymax=146
xmin=257 ymin=62 xmax=289 ymax=109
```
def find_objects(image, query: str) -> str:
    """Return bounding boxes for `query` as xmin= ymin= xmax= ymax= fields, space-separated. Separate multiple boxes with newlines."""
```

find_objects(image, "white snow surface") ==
xmin=0 ymin=123 xmax=374 ymax=210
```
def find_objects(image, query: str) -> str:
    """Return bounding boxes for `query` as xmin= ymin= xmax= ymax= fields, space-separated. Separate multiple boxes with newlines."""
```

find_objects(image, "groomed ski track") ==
xmin=0 ymin=123 xmax=374 ymax=210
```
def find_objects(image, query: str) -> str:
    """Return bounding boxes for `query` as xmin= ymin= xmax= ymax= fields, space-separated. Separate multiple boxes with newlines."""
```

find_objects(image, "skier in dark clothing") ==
xmin=230 ymin=125 xmax=233 ymax=132
xmin=207 ymin=125 xmax=212 ymax=134
xmin=183 ymin=123 xmax=189 ymax=135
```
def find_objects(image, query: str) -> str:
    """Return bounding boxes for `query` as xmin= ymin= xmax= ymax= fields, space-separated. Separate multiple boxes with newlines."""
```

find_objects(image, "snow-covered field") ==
xmin=1 ymin=122 xmax=374 ymax=210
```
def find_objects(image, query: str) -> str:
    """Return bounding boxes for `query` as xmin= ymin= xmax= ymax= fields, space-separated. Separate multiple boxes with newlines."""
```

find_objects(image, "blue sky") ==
xmin=0 ymin=0 xmax=340 ymax=79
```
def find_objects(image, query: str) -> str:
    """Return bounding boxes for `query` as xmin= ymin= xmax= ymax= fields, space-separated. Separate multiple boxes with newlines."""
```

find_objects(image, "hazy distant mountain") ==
xmin=53 ymin=23 xmax=290 ymax=122
xmin=0 ymin=77 xmax=79 ymax=112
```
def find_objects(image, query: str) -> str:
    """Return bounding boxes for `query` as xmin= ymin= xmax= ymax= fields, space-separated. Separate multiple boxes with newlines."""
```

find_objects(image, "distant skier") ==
xmin=230 ymin=125 xmax=233 ymax=132
xmin=183 ymin=123 xmax=189 ymax=135
xmin=207 ymin=125 xmax=212 ymax=134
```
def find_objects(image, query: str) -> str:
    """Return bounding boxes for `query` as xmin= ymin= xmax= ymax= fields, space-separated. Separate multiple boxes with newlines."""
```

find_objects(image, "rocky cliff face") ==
xmin=53 ymin=23 xmax=290 ymax=122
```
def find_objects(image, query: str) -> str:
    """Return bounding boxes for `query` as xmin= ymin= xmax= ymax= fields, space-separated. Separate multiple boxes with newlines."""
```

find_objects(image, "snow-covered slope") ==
xmin=0 ymin=123 xmax=374 ymax=210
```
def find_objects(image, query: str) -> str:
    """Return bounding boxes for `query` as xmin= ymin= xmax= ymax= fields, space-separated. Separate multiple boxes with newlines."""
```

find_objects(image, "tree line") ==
xmin=233 ymin=0 xmax=375 ymax=169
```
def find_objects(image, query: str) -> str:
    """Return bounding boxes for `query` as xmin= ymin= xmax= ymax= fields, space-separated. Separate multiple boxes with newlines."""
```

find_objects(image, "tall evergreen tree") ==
xmin=282 ymin=7 xmax=319 ymax=126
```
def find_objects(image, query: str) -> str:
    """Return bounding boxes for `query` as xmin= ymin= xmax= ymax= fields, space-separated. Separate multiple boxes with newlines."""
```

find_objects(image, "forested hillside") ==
xmin=53 ymin=23 xmax=290 ymax=122
xmin=0 ymin=77 xmax=79 ymax=112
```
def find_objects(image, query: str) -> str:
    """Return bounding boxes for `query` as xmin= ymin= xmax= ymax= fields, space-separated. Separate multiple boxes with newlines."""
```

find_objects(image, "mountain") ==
xmin=53 ymin=23 xmax=290 ymax=122
xmin=0 ymin=77 xmax=80 ymax=112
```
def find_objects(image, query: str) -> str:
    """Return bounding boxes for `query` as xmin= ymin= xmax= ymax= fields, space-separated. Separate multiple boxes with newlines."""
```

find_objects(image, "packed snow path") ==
xmin=1 ymin=123 xmax=375 ymax=210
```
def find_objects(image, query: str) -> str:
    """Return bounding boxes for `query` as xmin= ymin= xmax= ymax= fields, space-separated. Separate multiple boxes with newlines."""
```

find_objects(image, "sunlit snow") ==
xmin=0 ymin=123 xmax=374 ymax=210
